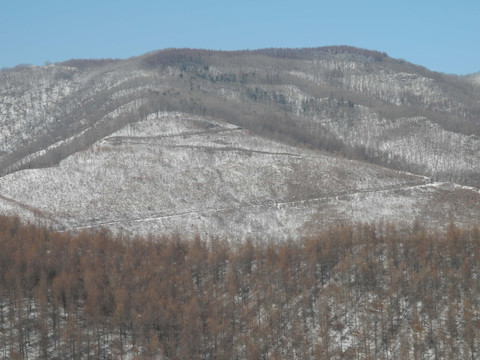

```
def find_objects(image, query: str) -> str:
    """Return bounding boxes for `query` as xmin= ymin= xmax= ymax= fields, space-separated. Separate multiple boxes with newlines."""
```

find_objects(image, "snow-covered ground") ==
xmin=1 ymin=50 xmax=479 ymax=238
xmin=0 ymin=112 xmax=478 ymax=239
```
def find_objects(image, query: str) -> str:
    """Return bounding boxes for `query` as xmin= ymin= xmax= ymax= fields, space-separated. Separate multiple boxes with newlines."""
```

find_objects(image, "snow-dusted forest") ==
xmin=0 ymin=216 xmax=479 ymax=359
xmin=1 ymin=47 xmax=480 ymax=236
xmin=1 ymin=47 xmax=479 ymax=359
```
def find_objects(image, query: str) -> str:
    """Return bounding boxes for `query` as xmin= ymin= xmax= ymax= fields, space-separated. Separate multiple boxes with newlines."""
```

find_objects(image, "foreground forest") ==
xmin=0 ymin=215 xmax=479 ymax=359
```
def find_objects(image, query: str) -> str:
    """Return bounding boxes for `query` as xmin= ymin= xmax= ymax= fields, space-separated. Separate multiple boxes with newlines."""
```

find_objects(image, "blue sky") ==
xmin=1 ymin=0 xmax=478 ymax=74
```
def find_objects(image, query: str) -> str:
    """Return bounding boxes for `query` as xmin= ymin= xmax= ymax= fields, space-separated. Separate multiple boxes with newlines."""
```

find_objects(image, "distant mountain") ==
xmin=1 ymin=47 xmax=479 ymax=237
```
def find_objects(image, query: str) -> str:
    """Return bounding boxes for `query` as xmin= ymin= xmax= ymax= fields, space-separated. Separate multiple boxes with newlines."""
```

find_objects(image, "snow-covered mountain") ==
xmin=1 ymin=47 xmax=479 ymax=237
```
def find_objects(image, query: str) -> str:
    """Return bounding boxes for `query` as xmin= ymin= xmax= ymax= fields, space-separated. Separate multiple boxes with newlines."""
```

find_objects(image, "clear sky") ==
xmin=1 ymin=0 xmax=479 ymax=74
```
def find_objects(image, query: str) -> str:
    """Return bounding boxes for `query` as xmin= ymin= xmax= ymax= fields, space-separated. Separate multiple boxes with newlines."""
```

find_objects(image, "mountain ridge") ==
xmin=1 ymin=46 xmax=479 ymax=237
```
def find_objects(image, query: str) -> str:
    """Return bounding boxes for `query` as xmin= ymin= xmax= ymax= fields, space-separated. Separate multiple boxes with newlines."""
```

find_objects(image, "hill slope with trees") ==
xmin=1 ymin=47 xmax=479 ymax=236
xmin=2 ymin=46 xmax=479 ymax=185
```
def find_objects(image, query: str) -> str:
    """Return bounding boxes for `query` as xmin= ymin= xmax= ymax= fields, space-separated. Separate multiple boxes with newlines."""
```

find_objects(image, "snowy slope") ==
xmin=0 ymin=112 xmax=478 ymax=239
xmin=1 ymin=47 xmax=479 ymax=237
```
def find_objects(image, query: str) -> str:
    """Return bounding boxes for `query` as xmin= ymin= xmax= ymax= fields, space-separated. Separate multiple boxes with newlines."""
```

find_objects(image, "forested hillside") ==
xmin=1 ymin=47 xmax=479 ymax=360
xmin=1 ymin=47 xmax=480 ymax=237
xmin=0 ymin=215 xmax=479 ymax=359
xmin=2 ymin=47 xmax=479 ymax=186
